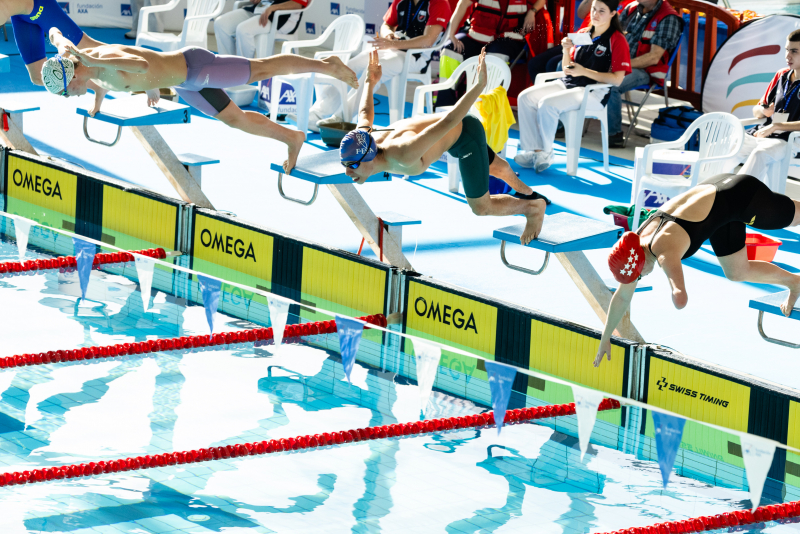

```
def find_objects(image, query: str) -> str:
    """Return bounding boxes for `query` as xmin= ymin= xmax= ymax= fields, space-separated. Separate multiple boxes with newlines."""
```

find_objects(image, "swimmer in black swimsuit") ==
xmin=595 ymin=173 xmax=800 ymax=367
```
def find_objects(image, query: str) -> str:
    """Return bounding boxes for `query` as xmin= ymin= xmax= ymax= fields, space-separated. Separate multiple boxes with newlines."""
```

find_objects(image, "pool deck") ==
xmin=2 ymin=28 xmax=800 ymax=392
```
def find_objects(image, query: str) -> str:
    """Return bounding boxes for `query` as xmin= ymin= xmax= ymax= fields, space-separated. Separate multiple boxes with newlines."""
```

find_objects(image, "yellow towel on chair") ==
xmin=475 ymin=86 xmax=516 ymax=153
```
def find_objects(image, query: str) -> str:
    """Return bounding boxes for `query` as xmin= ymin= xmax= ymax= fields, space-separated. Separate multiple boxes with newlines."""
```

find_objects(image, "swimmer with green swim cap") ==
xmin=42 ymin=27 xmax=358 ymax=173
xmin=341 ymin=49 xmax=549 ymax=245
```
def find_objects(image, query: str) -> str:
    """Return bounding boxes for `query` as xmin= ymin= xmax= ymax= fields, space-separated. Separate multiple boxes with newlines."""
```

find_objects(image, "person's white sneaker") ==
xmin=514 ymin=150 xmax=536 ymax=168
xmin=124 ymin=31 xmax=136 ymax=40
xmin=534 ymin=151 xmax=553 ymax=173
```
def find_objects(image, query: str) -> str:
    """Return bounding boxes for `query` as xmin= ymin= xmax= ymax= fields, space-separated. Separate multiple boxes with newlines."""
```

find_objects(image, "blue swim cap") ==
xmin=340 ymin=129 xmax=377 ymax=165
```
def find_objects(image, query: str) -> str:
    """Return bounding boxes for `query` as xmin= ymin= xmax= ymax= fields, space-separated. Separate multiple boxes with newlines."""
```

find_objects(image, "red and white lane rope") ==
xmin=0 ymin=315 xmax=389 ymax=370
xmin=0 ymin=247 xmax=167 ymax=277
xmin=0 ymin=399 xmax=621 ymax=487
xmin=601 ymin=501 xmax=800 ymax=533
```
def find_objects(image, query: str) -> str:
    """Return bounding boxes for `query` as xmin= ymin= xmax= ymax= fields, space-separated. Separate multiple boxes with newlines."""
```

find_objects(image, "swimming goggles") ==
xmin=56 ymin=55 xmax=69 ymax=97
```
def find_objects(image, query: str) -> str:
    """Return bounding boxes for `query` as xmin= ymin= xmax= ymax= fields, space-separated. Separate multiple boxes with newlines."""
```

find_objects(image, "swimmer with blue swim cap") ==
xmin=1 ymin=0 xmax=104 ymax=86
xmin=341 ymin=49 xmax=549 ymax=246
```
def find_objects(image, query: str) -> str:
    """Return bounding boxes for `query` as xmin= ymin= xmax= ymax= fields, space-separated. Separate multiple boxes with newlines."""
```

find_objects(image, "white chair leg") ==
xmin=270 ymin=78 xmax=281 ymax=122
xmin=447 ymin=153 xmax=461 ymax=193
xmin=600 ymin=112 xmax=610 ymax=172
xmin=564 ymin=111 xmax=581 ymax=176
xmin=296 ymin=77 xmax=313 ymax=133
xmin=388 ymin=76 xmax=402 ymax=123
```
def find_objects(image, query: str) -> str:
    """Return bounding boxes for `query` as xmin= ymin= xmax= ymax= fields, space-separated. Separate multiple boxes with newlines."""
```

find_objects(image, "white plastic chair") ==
xmin=738 ymin=117 xmax=799 ymax=194
xmin=411 ymin=55 xmax=512 ymax=192
xmin=534 ymin=72 xmax=611 ymax=176
xmin=231 ymin=0 xmax=311 ymax=58
xmin=386 ymin=22 xmax=451 ymax=123
xmin=136 ymin=0 xmax=225 ymax=52
xmin=270 ymin=14 xmax=364 ymax=133
xmin=631 ymin=112 xmax=745 ymax=230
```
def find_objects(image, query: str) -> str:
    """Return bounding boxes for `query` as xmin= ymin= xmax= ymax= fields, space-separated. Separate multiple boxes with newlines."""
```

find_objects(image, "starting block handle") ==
xmin=83 ymin=116 xmax=123 ymax=147
xmin=757 ymin=310 xmax=800 ymax=348
xmin=500 ymin=240 xmax=550 ymax=276
xmin=277 ymin=172 xmax=319 ymax=206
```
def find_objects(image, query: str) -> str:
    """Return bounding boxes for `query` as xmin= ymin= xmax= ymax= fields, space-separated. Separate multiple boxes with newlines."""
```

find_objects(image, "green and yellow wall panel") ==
xmin=5 ymin=154 xmax=77 ymax=235
xmin=101 ymin=186 xmax=178 ymax=252
xmin=787 ymin=401 xmax=800 ymax=487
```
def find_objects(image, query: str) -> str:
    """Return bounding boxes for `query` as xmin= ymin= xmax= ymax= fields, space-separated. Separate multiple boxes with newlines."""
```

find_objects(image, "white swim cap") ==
xmin=41 ymin=55 xmax=75 ymax=96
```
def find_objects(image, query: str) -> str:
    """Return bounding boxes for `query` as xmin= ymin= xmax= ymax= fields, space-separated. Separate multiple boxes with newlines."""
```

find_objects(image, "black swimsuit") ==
xmin=637 ymin=174 xmax=796 ymax=259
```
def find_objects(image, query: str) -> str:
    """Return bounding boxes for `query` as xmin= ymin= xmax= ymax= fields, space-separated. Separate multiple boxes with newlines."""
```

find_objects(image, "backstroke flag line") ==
xmin=485 ymin=361 xmax=516 ymax=435
xmin=572 ymin=385 xmax=605 ymax=460
xmin=13 ymin=217 xmax=31 ymax=263
xmin=413 ymin=339 xmax=441 ymax=417
xmin=73 ymin=238 xmax=96 ymax=299
xmin=267 ymin=295 xmax=290 ymax=346
xmin=134 ymin=255 xmax=155 ymax=312
xmin=335 ymin=316 xmax=364 ymax=383
xmin=741 ymin=434 xmax=777 ymax=510
xmin=652 ymin=411 xmax=687 ymax=488
xmin=197 ymin=275 xmax=222 ymax=335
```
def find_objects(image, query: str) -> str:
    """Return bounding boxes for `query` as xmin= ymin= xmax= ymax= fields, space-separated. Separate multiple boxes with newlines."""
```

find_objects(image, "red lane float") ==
xmin=0 ymin=399 xmax=621 ymax=487
xmin=0 ymin=248 xmax=166 ymax=277
xmin=0 ymin=314 xmax=388 ymax=370
xmin=600 ymin=501 xmax=800 ymax=533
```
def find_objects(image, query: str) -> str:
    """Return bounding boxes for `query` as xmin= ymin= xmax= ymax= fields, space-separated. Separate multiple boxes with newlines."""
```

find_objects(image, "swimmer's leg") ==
xmin=247 ymin=54 xmax=358 ymax=90
xmin=489 ymin=151 xmax=533 ymax=195
xmin=215 ymin=101 xmax=305 ymax=173
xmin=466 ymin=193 xmax=547 ymax=246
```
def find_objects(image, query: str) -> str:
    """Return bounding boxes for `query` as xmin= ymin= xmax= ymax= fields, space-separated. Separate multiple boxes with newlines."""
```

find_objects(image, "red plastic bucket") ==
xmin=745 ymin=232 xmax=782 ymax=262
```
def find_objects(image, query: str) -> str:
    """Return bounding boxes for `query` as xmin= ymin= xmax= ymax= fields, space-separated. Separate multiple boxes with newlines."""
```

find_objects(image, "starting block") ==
xmin=77 ymin=95 xmax=215 ymax=210
xmin=270 ymin=151 xmax=416 ymax=270
xmin=0 ymin=101 xmax=40 ymax=155
xmin=749 ymin=291 xmax=800 ymax=348
xmin=494 ymin=212 xmax=643 ymax=343
xmin=0 ymin=54 xmax=9 ymax=73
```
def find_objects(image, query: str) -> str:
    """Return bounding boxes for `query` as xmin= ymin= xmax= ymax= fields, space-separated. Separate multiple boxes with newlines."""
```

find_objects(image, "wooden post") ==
xmin=555 ymin=250 xmax=645 ymax=343
xmin=130 ymin=125 xmax=214 ymax=209
xmin=326 ymin=183 xmax=414 ymax=271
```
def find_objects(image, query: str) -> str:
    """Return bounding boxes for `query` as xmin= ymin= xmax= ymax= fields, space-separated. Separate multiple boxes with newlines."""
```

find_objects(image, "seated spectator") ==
xmin=304 ymin=0 xmax=451 ymax=131
xmin=607 ymin=0 xmax=683 ymax=147
xmin=527 ymin=0 xmax=635 ymax=83
xmin=438 ymin=0 xmax=541 ymax=108
xmin=213 ymin=0 xmax=308 ymax=58
xmin=514 ymin=0 xmax=631 ymax=172
xmin=726 ymin=29 xmax=800 ymax=184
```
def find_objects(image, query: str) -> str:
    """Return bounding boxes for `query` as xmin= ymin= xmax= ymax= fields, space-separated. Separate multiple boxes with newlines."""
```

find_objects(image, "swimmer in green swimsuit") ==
xmin=343 ymin=49 xmax=549 ymax=245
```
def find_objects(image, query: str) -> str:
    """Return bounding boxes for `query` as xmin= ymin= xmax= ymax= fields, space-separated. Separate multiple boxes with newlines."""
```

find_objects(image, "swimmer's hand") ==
xmin=474 ymin=48 xmax=488 ymax=91
xmin=145 ymin=89 xmax=160 ymax=107
xmin=593 ymin=338 xmax=611 ymax=368
xmin=366 ymin=50 xmax=382 ymax=86
xmin=88 ymin=88 xmax=107 ymax=117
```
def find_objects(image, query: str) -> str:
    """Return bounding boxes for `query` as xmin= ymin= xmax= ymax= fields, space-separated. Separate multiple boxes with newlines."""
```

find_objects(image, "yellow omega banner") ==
xmin=787 ymin=400 xmax=800 ymax=486
xmin=405 ymin=281 xmax=497 ymax=382
xmin=102 ymin=186 xmax=177 ymax=252
xmin=6 ymin=155 xmax=77 ymax=230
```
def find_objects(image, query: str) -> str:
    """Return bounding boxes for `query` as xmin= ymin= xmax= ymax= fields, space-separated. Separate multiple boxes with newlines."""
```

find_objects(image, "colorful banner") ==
xmin=197 ymin=275 xmax=222 ymax=335
xmin=134 ymin=255 xmax=155 ymax=313
xmin=414 ymin=339 xmax=442 ymax=418
xmin=267 ymin=295 xmax=290 ymax=347
xmin=72 ymin=238 xmax=96 ymax=300
xmin=741 ymin=434 xmax=777 ymax=510
xmin=572 ymin=385 xmax=605 ymax=460
xmin=336 ymin=316 xmax=364 ymax=383
xmin=485 ymin=361 xmax=516 ymax=435
xmin=652 ymin=411 xmax=687 ymax=488
xmin=13 ymin=217 xmax=31 ymax=263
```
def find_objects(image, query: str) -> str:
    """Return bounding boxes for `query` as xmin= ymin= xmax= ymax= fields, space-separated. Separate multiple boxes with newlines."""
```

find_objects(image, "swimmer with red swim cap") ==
xmin=595 ymin=173 xmax=800 ymax=367
xmin=340 ymin=49 xmax=550 ymax=245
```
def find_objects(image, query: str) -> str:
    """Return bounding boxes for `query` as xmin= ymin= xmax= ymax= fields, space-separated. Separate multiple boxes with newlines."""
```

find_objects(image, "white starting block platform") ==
xmin=494 ymin=212 xmax=643 ymax=343
xmin=270 ymin=150 xmax=415 ymax=270
xmin=749 ymin=291 xmax=800 ymax=348
xmin=77 ymin=95 xmax=215 ymax=209
xmin=0 ymin=101 xmax=40 ymax=155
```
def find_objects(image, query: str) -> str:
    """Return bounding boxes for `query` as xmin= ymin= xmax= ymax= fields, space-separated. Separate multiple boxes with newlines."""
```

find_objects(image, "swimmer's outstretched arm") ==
xmin=355 ymin=50 xmax=380 ymax=130
xmin=594 ymin=281 xmax=638 ymax=368
xmin=49 ymin=29 xmax=149 ymax=74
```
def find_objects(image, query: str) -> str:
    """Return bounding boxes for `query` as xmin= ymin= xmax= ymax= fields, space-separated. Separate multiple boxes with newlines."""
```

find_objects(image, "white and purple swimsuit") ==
xmin=174 ymin=47 xmax=252 ymax=117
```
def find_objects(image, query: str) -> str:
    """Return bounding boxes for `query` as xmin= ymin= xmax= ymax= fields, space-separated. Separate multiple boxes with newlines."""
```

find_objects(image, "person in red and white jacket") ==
xmin=515 ymin=0 xmax=631 ymax=172
xmin=304 ymin=0 xmax=452 ymax=131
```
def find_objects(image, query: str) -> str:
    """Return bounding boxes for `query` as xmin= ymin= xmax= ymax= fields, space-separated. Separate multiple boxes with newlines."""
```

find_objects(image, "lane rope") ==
xmin=0 ymin=248 xmax=166 ymax=276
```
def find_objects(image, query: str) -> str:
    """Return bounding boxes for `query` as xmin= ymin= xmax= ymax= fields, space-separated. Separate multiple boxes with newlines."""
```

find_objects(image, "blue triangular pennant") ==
xmin=72 ymin=238 xmax=97 ymax=299
xmin=652 ymin=411 xmax=686 ymax=488
xmin=197 ymin=275 xmax=222 ymax=335
xmin=335 ymin=316 xmax=363 ymax=383
xmin=485 ymin=361 xmax=516 ymax=435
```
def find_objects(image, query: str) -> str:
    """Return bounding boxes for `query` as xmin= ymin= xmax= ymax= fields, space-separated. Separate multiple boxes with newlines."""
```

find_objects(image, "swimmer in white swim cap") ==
xmin=41 ymin=54 xmax=74 ymax=96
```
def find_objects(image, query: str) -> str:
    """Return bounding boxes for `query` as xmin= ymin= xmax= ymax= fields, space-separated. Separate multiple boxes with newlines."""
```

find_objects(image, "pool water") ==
xmin=0 ymin=234 xmax=795 ymax=534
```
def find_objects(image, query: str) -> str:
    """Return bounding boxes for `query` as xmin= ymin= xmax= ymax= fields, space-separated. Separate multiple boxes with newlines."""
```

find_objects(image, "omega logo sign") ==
xmin=414 ymin=297 xmax=478 ymax=333
xmin=12 ymin=169 xmax=63 ymax=199
xmin=200 ymin=229 xmax=256 ymax=262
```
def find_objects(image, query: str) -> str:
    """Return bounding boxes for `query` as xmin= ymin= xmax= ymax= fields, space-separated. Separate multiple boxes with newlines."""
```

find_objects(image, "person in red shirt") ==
xmin=515 ymin=0 xmax=631 ymax=172
xmin=306 ymin=0 xmax=451 ymax=131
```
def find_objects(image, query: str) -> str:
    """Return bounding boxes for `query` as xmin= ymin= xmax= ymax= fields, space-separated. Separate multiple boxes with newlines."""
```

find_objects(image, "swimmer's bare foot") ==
xmin=322 ymin=56 xmax=358 ymax=89
xmin=283 ymin=129 xmax=306 ymax=174
xmin=520 ymin=198 xmax=546 ymax=246
xmin=781 ymin=277 xmax=800 ymax=317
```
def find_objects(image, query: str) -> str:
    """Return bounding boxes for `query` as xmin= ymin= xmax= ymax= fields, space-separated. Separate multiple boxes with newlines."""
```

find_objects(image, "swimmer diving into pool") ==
xmin=595 ymin=173 xmax=800 ymax=367
xmin=41 ymin=28 xmax=359 ymax=173
xmin=1 ymin=0 xmax=104 ymax=85
xmin=340 ymin=50 xmax=549 ymax=245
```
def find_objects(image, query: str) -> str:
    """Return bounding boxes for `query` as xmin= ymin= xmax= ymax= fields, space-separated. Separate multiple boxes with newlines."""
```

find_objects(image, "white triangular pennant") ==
xmin=740 ymin=434 xmax=776 ymax=511
xmin=134 ymin=255 xmax=155 ymax=312
xmin=267 ymin=295 xmax=290 ymax=347
xmin=13 ymin=218 xmax=31 ymax=263
xmin=413 ymin=339 xmax=441 ymax=417
xmin=572 ymin=385 xmax=605 ymax=460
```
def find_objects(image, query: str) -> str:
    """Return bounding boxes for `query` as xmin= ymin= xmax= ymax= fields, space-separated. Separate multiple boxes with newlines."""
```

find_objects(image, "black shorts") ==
xmin=446 ymin=115 xmax=495 ymax=198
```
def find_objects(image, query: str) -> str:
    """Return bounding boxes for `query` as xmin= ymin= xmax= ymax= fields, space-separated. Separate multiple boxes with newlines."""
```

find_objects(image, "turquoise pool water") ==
xmin=0 ymin=228 xmax=796 ymax=534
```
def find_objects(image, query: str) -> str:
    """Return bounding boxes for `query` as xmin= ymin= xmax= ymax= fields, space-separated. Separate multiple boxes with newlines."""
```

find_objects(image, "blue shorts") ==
xmin=11 ymin=0 xmax=84 ymax=65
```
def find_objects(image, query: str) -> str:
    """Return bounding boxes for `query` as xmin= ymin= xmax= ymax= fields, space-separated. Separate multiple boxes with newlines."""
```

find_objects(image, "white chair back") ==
xmin=329 ymin=15 xmax=365 ymax=55
xmin=183 ymin=0 xmax=224 ymax=46
xmin=449 ymin=55 xmax=512 ymax=94
xmin=692 ymin=112 xmax=745 ymax=180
